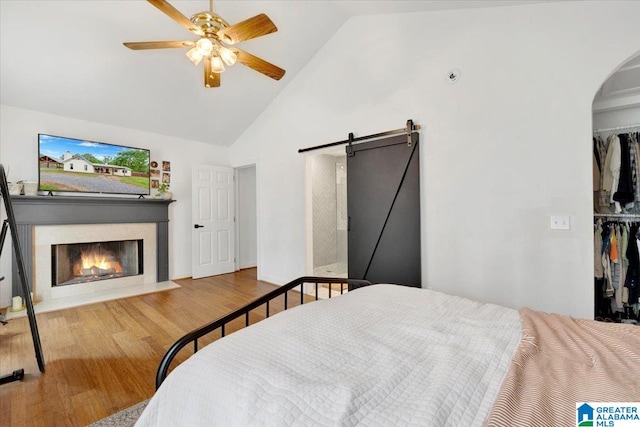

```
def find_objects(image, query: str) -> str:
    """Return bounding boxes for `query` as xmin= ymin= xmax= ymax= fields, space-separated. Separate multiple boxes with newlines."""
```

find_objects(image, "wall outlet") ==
xmin=550 ymin=215 xmax=571 ymax=230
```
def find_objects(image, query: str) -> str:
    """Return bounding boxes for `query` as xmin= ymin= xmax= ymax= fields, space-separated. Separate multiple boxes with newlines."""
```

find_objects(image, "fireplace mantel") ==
xmin=10 ymin=195 xmax=174 ymax=296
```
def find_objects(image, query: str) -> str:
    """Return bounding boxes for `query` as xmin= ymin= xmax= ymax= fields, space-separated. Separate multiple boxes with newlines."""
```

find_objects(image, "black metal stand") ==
xmin=0 ymin=164 xmax=45 ymax=384
xmin=0 ymin=369 xmax=24 ymax=385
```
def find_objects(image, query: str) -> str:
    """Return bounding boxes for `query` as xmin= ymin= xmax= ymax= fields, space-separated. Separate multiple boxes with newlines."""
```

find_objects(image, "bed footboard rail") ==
xmin=156 ymin=276 xmax=372 ymax=389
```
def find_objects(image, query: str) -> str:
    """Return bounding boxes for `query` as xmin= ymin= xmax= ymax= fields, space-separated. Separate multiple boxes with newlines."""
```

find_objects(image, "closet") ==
xmin=593 ymin=125 xmax=640 ymax=324
xmin=592 ymin=52 xmax=640 ymax=324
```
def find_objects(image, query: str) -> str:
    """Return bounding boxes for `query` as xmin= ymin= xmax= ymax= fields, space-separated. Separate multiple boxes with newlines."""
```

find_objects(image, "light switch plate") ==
xmin=550 ymin=215 xmax=571 ymax=230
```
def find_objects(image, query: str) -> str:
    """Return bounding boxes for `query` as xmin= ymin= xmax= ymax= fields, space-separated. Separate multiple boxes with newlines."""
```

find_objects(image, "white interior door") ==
xmin=192 ymin=164 xmax=235 ymax=279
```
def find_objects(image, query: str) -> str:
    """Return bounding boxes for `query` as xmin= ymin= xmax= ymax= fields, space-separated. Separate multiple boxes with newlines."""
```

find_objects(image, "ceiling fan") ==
xmin=124 ymin=0 xmax=286 ymax=88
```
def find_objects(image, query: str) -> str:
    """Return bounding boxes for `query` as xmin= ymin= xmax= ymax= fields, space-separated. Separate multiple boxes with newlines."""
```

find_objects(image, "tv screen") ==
xmin=38 ymin=134 xmax=150 ymax=196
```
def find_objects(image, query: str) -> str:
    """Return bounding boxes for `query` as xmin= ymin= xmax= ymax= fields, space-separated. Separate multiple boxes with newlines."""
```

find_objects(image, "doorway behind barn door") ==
xmin=306 ymin=152 xmax=348 ymax=298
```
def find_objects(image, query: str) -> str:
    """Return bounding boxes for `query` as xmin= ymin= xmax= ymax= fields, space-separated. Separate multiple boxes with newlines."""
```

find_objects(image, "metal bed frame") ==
xmin=156 ymin=276 xmax=372 ymax=389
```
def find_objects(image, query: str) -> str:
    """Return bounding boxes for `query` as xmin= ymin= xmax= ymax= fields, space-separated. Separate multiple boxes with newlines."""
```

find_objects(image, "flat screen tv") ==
xmin=38 ymin=134 xmax=150 ymax=196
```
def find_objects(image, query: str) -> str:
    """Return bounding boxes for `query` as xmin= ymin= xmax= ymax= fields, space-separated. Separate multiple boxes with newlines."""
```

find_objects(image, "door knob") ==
xmin=194 ymin=224 xmax=204 ymax=229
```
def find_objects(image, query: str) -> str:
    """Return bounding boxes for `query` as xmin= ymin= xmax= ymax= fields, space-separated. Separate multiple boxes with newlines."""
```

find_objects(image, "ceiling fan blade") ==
xmin=204 ymin=59 xmax=221 ymax=88
xmin=147 ymin=0 xmax=204 ymax=36
xmin=123 ymin=41 xmax=195 ymax=50
xmin=235 ymin=48 xmax=285 ymax=81
xmin=217 ymin=13 xmax=277 ymax=45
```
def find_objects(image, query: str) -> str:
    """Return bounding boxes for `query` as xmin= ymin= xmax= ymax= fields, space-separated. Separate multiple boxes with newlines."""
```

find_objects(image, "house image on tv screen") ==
xmin=61 ymin=152 xmax=132 ymax=176
xmin=38 ymin=133 xmax=151 ymax=195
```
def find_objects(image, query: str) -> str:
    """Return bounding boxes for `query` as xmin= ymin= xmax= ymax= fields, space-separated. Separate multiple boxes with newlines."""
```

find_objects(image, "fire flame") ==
xmin=73 ymin=249 xmax=123 ymax=276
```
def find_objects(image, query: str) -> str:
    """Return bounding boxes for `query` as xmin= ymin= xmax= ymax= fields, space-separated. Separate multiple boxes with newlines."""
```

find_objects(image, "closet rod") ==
xmin=594 ymin=213 xmax=640 ymax=219
xmin=593 ymin=124 xmax=640 ymax=133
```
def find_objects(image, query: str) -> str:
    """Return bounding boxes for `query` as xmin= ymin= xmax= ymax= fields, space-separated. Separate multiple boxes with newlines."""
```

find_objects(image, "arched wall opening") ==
xmin=592 ymin=49 xmax=640 ymax=323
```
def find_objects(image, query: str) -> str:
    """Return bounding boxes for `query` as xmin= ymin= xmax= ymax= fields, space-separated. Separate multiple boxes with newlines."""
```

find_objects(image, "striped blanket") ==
xmin=485 ymin=308 xmax=640 ymax=426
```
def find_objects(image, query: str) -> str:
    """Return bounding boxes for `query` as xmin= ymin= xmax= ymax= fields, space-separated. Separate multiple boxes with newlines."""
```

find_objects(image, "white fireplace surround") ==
xmin=6 ymin=196 xmax=176 ymax=318
xmin=34 ymin=223 xmax=157 ymax=301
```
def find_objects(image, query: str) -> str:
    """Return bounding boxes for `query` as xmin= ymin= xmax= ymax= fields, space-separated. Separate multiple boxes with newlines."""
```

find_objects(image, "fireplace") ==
xmin=9 ymin=196 xmax=173 ymax=306
xmin=52 ymin=239 xmax=144 ymax=287
xmin=32 ymin=222 xmax=157 ymax=301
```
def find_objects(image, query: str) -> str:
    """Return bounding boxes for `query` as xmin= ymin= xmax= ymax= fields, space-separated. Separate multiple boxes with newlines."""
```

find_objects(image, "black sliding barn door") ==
xmin=347 ymin=132 xmax=421 ymax=287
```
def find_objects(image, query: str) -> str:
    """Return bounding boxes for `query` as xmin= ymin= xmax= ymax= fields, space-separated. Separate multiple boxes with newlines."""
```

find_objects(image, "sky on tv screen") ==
xmin=39 ymin=134 xmax=146 ymax=161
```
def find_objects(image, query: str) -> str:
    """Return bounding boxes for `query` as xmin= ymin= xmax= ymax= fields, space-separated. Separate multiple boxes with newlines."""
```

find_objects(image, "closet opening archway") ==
xmin=592 ymin=50 xmax=640 ymax=322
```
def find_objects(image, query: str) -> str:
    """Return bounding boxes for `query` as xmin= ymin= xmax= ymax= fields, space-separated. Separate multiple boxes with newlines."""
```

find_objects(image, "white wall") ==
xmin=0 ymin=104 xmax=229 ymax=306
xmin=230 ymin=1 xmax=640 ymax=318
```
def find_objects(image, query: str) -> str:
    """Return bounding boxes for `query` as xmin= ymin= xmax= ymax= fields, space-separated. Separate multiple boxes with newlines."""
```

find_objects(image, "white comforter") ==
xmin=136 ymin=285 xmax=522 ymax=427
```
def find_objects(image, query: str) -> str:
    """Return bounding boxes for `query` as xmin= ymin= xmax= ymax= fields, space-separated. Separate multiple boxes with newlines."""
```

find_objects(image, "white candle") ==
xmin=12 ymin=296 xmax=22 ymax=311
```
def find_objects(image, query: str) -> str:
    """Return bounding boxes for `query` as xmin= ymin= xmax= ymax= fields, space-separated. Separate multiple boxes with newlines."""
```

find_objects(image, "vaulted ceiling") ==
xmin=1 ymin=1 xmax=560 ymax=147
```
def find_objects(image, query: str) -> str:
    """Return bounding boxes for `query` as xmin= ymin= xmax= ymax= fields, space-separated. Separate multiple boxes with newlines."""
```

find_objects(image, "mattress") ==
xmin=136 ymin=284 xmax=523 ymax=426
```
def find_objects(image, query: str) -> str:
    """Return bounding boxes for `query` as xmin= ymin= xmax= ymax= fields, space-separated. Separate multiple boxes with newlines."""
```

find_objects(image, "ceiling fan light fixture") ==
xmin=125 ymin=1 xmax=285 ymax=88
xmin=186 ymin=47 xmax=204 ymax=65
xmin=219 ymin=47 xmax=237 ymax=66
xmin=217 ymin=31 xmax=233 ymax=44
xmin=211 ymin=55 xmax=225 ymax=73
xmin=196 ymin=38 xmax=214 ymax=55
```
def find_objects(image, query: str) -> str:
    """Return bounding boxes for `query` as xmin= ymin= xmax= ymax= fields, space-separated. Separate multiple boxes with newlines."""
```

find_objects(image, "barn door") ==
xmin=347 ymin=132 xmax=421 ymax=287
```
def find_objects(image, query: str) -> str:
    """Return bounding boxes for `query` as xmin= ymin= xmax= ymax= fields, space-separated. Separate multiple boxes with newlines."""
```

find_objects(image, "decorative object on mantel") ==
xmin=156 ymin=182 xmax=172 ymax=200
xmin=19 ymin=180 xmax=38 ymax=196
xmin=150 ymin=160 xmax=172 ymax=198
xmin=7 ymin=182 xmax=22 ymax=195
xmin=5 ymin=166 xmax=23 ymax=195
xmin=11 ymin=295 xmax=24 ymax=312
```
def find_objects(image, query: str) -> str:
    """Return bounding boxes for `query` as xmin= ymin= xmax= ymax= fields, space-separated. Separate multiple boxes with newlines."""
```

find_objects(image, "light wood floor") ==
xmin=0 ymin=268 xmax=305 ymax=427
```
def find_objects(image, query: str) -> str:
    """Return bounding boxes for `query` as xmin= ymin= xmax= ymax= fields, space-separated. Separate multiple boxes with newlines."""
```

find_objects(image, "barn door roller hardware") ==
xmin=298 ymin=119 xmax=421 ymax=154
xmin=346 ymin=133 xmax=355 ymax=157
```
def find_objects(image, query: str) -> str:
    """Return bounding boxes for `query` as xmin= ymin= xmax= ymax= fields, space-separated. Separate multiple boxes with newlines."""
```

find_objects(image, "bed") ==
xmin=136 ymin=277 xmax=640 ymax=426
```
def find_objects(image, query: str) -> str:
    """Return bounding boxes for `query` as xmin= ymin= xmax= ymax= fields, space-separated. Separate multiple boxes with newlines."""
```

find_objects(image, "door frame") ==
xmin=234 ymin=164 xmax=259 ymax=272
xmin=304 ymin=148 xmax=346 ymax=276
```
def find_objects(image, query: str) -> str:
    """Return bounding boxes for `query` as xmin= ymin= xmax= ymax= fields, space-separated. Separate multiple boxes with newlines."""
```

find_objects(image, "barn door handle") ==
xmin=194 ymin=224 xmax=204 ymax=229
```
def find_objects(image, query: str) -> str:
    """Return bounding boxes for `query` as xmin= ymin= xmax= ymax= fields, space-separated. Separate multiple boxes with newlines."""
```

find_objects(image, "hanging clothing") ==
xmin=602 ymin=134 xmax=621 ymax=212
xmin=624 ymin=223 xmax=640 ymax=308
xmin=613 ymin=225 xmax=625 ymax=310
xmin=602 ymin=225 xmax=614 ymax=298
xmin=594 ymin=135 xmax=609 ymax=211
xmin=594 ymin=222 xmax=604 ymax=279
xmin=613 ymin=134 xmax=635 ymax=207
xmin=627 ymin=135 xmax=640 ymax=204
xmin=634 ymin=137 xmax=640 ymax=204
xmin=593 ymin=152 xmax=600 ymax=201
